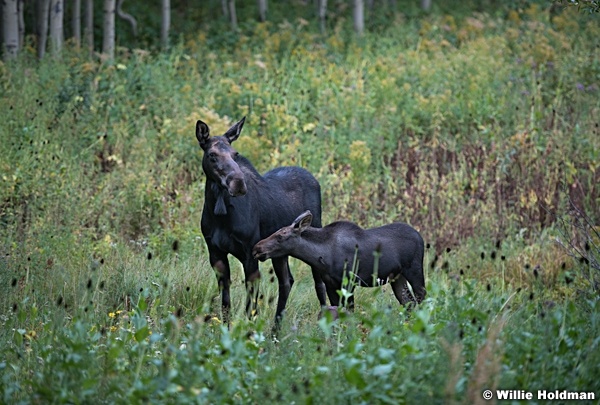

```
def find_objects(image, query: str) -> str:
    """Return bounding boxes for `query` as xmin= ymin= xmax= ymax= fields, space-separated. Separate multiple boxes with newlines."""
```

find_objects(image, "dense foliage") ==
xmin=1 ymin=2 xmax=599 ymax=403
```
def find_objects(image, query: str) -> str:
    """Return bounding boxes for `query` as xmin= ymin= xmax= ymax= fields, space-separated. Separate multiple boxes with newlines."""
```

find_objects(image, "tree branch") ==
xmin=116 ymin=0 xmax=137 ymax=37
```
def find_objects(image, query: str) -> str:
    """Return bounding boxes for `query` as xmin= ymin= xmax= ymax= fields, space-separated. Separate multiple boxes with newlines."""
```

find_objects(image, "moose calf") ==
xmin=252 ymin=211 xmax=426 ymax=312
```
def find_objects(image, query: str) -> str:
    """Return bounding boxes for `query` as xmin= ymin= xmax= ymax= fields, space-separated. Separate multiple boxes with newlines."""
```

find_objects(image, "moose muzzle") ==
xmin=224 ymin=173 xmax=247 ymax=197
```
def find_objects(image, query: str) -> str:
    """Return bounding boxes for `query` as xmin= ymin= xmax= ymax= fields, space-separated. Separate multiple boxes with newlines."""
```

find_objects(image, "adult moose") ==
xmin=196 ymin=117 xmax=327 ymax=326
xmin=253 ymin=210 xmax=426 ymax=312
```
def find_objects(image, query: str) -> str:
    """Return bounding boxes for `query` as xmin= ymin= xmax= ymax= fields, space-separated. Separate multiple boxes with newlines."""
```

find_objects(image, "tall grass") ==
xmin=1 ymin=3 xmax=599 ymax=403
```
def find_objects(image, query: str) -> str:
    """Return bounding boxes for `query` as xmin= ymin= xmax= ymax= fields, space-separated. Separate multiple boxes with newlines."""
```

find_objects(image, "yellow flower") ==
xmin=302 ymin=122 xmax=316 ymax=133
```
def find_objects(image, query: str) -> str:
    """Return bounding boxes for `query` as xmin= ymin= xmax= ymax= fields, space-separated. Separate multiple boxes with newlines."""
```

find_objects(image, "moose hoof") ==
xmin=319 ymin=305 xmax=341 ymax=321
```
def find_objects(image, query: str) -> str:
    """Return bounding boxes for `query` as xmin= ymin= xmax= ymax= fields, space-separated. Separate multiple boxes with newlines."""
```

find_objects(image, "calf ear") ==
xmin=223 ymin=116 xmax=246 ymax=143
xmin=196 ymin=120 xmax=210 ymax=150
xmin=293 ymin=210 xmax=313 ymax=232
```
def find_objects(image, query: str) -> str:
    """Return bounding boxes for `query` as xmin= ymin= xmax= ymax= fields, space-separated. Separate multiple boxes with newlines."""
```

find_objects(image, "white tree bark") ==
xmin=161 ymin=0 xmax=170 ymax=50
xmin=2 ymin=0 xmax=19 ymax=60
xmin=72 ymin=0 xmax=81 ymax=47
xmin=18 ymin=0 xmax=25 ymax=51
xmin=228 ymin=0 xmax=238 ymax=31
xmin=36 ymin=0 xmax=51 ymax=59
xmin=49 ymin=0 xmax=64 ymax=56
xmin=102 ymin=0 xmax=115 ymax=60
xmin=257 ymin=0 xmax=267 ymax=22
xmin=420 ymin=0 xmax=431 ymax=11
xmin=318 ymin=0 xmax=327 ymax=34
xmin=353 ymin=0 xmax=364 ymax=36
xmin=117 ymin=0 xmax=137 ymax=36
xmin=84 ymin=0 xmax=93 ymax=55
xmin=221 ymin=0 xmax=228 ymax=19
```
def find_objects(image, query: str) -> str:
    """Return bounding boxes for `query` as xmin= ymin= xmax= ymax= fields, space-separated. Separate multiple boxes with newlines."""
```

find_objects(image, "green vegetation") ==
xmin=1 ymin=2 xmax=599 ymax=403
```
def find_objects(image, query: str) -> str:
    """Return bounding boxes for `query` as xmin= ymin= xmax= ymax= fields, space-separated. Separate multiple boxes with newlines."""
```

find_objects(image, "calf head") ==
xmin=196 ymin=117 xmax=247 ymax=197
xmin=253 ymin=210 xmax=313 ymax=261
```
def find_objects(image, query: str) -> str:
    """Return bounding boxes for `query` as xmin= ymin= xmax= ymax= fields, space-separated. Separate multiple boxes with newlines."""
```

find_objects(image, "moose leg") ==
xmin=310 ymin=267 xmax=328 ymax=307
xmin=271 ymin=256 xmax=294 ymax=325
xmin=243 ymin=258 xmax=261 ymax=320
xmin=209 ymin=250 xmax=232 ymax=324
xmin=325 ymin=281 xmax=340 ymax=307
xmin=403 ymin=266 xmax=427 ymax=304
xmin=391 ymin=274 xmax=415 ymax=307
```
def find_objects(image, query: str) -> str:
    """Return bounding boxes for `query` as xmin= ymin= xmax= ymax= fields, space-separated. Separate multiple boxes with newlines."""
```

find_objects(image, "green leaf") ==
xmin=371 ymin=363 xmax=393 ymax=377
xmin=134 ymin=326 xmax=150 ymax=342
xmin=138 ymin=296 xmax=147 ymax=312
xmin=344 ymin=366 xmax=367 ymax=389
xmin=13 ymin=330 xmax=24 ymax=346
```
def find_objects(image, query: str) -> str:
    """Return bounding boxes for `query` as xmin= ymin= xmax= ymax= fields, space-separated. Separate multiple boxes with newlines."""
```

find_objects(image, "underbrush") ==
xmin=1 ymin=247 xmax=598 ymax=403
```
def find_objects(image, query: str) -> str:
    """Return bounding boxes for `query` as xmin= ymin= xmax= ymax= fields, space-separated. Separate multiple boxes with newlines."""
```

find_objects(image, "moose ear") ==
xmin=196 ymin=120 xmax=210 ymax=149
xmin=293 ymin=210 xmax=313 ymax=232
xmin=223 ymin=116 xmax=246 ymax=144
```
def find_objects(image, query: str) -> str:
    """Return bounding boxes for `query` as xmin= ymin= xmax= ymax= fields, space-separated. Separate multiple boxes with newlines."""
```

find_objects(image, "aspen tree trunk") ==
xmin=257 ymin=0 xmax=267 ymax=22
xmin=228 ymin=0 xmax=238 ymax=31
xmin=318 ymin=0 xmax=327 ymax=34
xmin=353 ymin=0 xmax=364 ymax=36
xmin=102 ymin=0 xmax=115 ymax=60
xmin=72 ymin=0 xmax=81 ymax=47
xmin=2 ymin=0 xmax=19 ymax=60
xmin=36 ymin=0 xmax=51 ymax=59
xmin=84 ymin=0 xmax=93 ymax=55
xmin=18 ymin=0 xmax=25 ymax=51
xmin=421 ymin=0 xmax=431 ymax=11
xmin=221 ymin=0 xmax=228 ymax=18
xmin=161 ymin=0 xmax=170 ymax=50
xmin=49 ymin=0 xmax=64 ymax=57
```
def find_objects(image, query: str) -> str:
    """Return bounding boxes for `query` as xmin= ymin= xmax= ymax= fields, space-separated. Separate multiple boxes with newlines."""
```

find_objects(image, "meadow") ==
xmin=1 ymin=2 xmax=599 ymax=403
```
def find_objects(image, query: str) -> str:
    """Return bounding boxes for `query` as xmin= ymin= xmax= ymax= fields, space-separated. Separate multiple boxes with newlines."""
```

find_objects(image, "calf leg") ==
xmin=325 ymin=281 xmax=340 ymax=306
xmin=391 ymin=274 xmax=416 ymax=307
xmin=403 ymin=264 xmax=427 ymax=304
xmin=311 ymin=267 xmax=328 ymax=307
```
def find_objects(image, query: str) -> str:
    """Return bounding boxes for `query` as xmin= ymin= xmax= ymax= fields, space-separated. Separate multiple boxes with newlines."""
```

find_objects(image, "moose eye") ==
xmin=208 ymin=152 xmax=217 ymax=160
